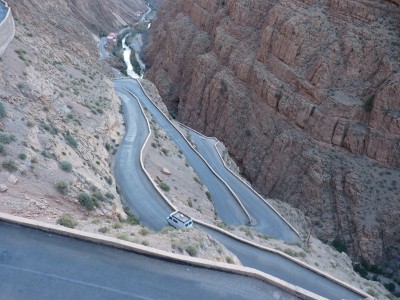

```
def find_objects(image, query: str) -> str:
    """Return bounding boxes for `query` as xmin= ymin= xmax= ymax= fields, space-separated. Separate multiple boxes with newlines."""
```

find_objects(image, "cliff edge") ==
xmin=144 ymin=0 xmax=400 ymax=274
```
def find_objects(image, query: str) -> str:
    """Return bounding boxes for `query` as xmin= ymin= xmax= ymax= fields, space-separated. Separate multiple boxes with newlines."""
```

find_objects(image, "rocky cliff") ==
xmin=144 ymin=0 xmax=400 ymax=272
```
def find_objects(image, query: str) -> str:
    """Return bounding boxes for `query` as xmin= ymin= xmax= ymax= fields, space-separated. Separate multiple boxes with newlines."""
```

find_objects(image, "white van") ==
xmin=167 ymin=211 xmax=193 ymax=229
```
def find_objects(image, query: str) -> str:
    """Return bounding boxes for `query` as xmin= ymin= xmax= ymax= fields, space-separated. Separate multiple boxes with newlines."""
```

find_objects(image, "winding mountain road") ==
xmin=188 ymin=130 xmax=299 ymax=242
xmin=113 ymin=88 xmax=171 ymax=230
xmin=113 ymin=78 xmax=365 ymax=300
xmin=97 ymin=37 xmax=109 ymax=60
xmin=115 ymin=79 xmax=250 ymax=227
xmin=0 ymin=221 xmax=286 ymax=300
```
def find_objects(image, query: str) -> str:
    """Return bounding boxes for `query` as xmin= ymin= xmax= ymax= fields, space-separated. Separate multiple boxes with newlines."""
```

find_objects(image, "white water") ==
xmin=122 ymin=35 xmax=141 ymax=79
xmin=121 ymin=4 xmax=153 ymax=79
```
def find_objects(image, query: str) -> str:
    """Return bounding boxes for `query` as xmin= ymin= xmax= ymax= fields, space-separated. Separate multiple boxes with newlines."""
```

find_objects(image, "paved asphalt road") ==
xmin=199 ymin=225 xmax=363 ymax=300
xmin=0 ymin=2 xmax=7 ymax=23
xmin=97 ymin=37 xmax=109 ymax=60
xmin=189 ymin=131 xmax=300 ymax=242
xmin=0 ymin=222 xmax=292 ymax=300
xmin=114 ymin=79 xmax=249 ymax=226
xmin=113 ymin=78 xmax=363 ymax=300
xmin=113 ymin=87 xmax=172 ymax=230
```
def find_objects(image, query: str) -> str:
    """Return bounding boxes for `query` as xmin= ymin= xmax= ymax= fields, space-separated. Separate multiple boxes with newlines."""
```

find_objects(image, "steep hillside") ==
xmin=0 ymin=0 xmax=145 ymax=224
xmin=144 ymin=0 xmax=400 ymax=275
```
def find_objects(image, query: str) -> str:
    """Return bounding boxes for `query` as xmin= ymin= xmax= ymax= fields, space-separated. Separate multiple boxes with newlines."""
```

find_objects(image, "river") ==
xmin=121 ymin=4 xmax=153 ymax=78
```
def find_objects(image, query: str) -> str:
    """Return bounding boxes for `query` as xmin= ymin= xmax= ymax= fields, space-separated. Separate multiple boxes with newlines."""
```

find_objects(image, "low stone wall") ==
xmin=0 ymin=1 xmax=15 ymax=56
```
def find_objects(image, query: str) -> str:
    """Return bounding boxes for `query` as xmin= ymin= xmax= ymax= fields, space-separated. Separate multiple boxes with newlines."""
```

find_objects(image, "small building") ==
xmin=107 ymin=32 xmax=117 ymax=44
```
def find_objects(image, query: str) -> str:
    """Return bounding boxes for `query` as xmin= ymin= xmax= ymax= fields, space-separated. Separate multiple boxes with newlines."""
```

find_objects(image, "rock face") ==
xmin=144 ymin=0 xmax=400 ymax=269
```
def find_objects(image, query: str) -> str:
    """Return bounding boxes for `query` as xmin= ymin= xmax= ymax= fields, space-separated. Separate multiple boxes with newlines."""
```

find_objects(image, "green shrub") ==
xmin=92 ymin=191 xmax=105 ymax=203
xmin=353 ymin=263 xmax=368 ymax=278
xmin=105 ymin=192 xmax=115 ymax=199
xmin=139 ymin=227 xmax=151 ymax=236
xmin=0 ymin=133 xmax=15 ymax=144
xmin=65 ymin=134 xmax=78 ymax=148
xmin=112 ymin=222 xmax=122 ymax=229
xmin=0 ymin=143 xmax=4 ymax=154
xmin=41 ymin=122 xmax=58 ymax=135
xmin=2 ymin=160 xmax=18 ymax=172
xmin=56 ymin=181 xmax=69 ymax=194
xmin=226 ymin=256 xmax=233 ymax=264
xmin=384 ymin=283 xmax=395 ymax=293
xmin=332 ymin=238 xmax=347 ymax=253
xmin=18 ymin=153 xmax=27 ymax=160
xmin=105 ymin=176 xmax=113 ymax=185
xmin=117 ymin=234 xmax=130 ymax=241
xmin=185 ymin=245 xmax=198 ymax=257
xmin=161 ymin=148 xmax=169 ymax=155
xmin=159 ymin=182 xmax=170 ymax=192
xmin=193 ymin=176 xmax=202 ymax=185
xmin=57 ymin=214 xmax=77 ymax=228
xmin=98 ymin=227 xmax=109 ymax=233
xmin=60 ymin=161 xmax=73 ymax=172
xmin=26 ymin=120 xmax=35 ymax=127
xmin=0 ymin=102 xmax=6 ymax=118
xmin=205 ymin=191 xmax=212 ymax=201
xmin=123 ymin=206 xmax=140 ymax=225
xmin=187 ymin=198 xmax=193 ymax=207
xmin=275 ymin=91 xmax=283 ymax=100
xmin=78 ymin=193 xmax=95 ymax=210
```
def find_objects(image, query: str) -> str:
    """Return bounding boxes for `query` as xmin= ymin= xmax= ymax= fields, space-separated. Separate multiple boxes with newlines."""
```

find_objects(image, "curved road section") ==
xmin=97 ymin=37 xmax=109 ymax=60
xmin=0 ymin=2 xmax=7 ymax=22
xmin=113 ymin=78 xmax=364 ymax=300
xmin=0 ymin=221 xmax=289 ymax=300
xmin=113 ymin=88 xmax=172 ymax=230
xmin=115 ymin=79 xmax=249 ymax=226
xmin=188 ymin=131 xmax=299 ymax=242
xmin=0 ymin=1 xmax=7 ymax=23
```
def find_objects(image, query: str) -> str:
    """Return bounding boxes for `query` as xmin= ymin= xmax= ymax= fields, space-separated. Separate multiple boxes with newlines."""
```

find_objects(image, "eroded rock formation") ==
xmin=144 ymin=0 xmax=400 ymax=271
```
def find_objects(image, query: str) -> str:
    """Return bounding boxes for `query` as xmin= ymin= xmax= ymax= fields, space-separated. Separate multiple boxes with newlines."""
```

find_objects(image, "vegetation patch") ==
xmin=185 ymin=244 xmax=199 ymax=257
xmin=65 ymin=134 xmax=78 ymax=148
xmin=57 ymin=214 xmax=77 ymax=228
xmin=60 ymin=161 xmax=73 ymax=172
xmin=331 ymin=238 xmax=347 ymax=253
xmin=0 ymin=133 xmax=15 ymax=144
xmin=0 ymin=102 xmax=6 ymax=118
xmin=159 ymin=182 xmax=170 ymax=192
xmin=78 ymin=193 xmax=95 ymax=210
xmin=2 ymin=160 xmax=18 ymax=172
xmin=56 ymin=181 xmax=69 ymax=194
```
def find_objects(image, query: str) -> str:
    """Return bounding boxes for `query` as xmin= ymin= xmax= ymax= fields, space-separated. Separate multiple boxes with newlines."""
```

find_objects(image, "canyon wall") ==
xmin=0 ymin=1 xmax=15 ymax=56
xmin=144 ymin=0 xmax=400 ymax=271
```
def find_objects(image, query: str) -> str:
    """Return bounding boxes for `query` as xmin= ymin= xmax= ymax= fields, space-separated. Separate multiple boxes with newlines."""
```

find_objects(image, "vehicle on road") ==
xmin=167 ymin=211 xmax=193 ymax=229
